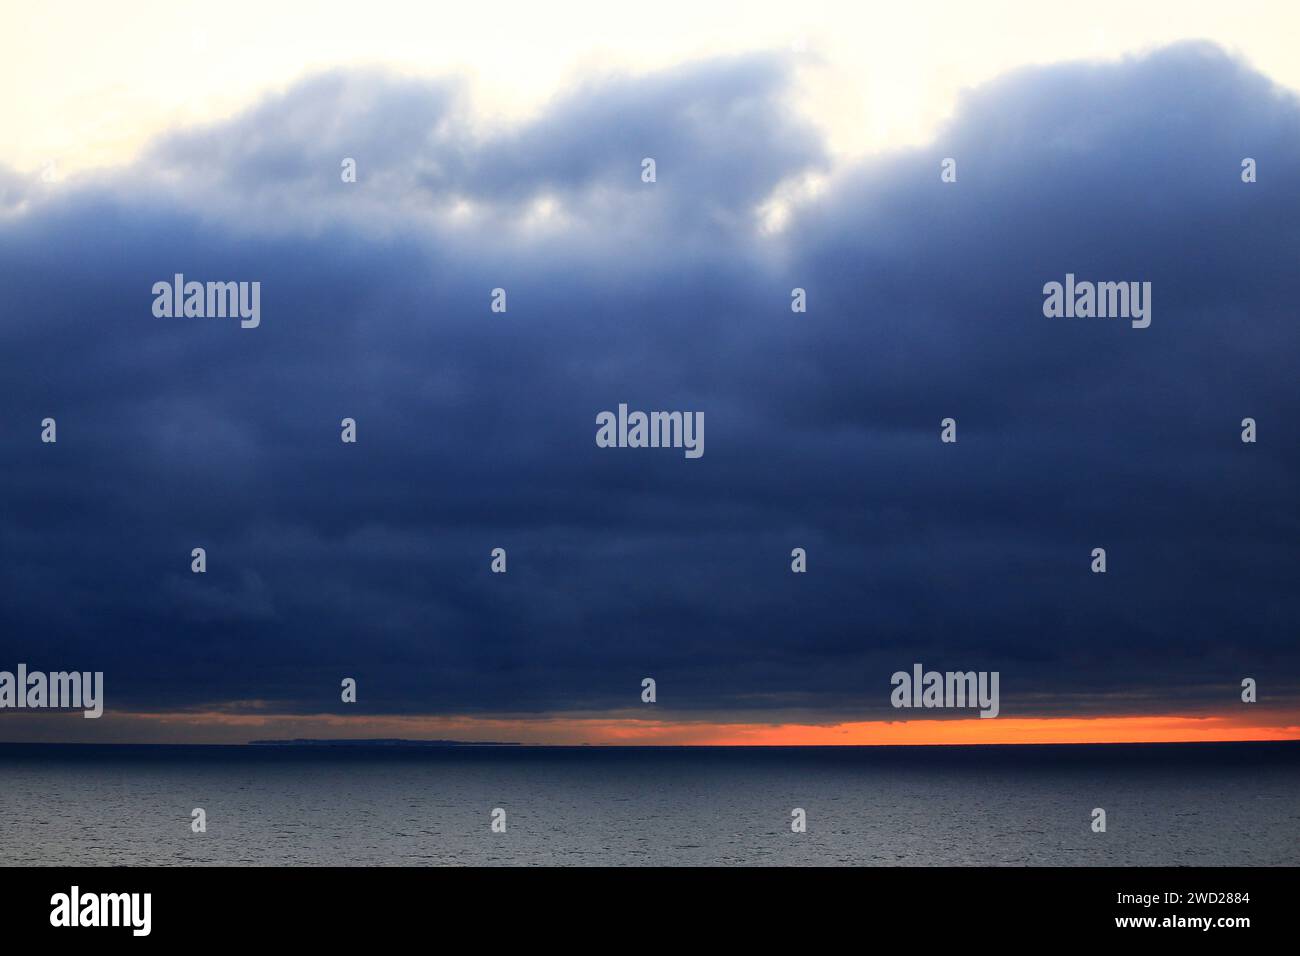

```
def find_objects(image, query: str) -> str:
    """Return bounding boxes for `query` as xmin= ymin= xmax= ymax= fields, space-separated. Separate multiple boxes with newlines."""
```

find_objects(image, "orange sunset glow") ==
xmin=6 ymin=708 xmax=1298 ymax=747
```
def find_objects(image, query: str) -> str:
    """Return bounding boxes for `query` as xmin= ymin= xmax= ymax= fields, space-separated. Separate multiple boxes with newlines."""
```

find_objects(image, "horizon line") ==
xmin=2 ymin=737 xmax=1299 ymax=749
xmin=3 ymin=710 xmax=1298 ymax=747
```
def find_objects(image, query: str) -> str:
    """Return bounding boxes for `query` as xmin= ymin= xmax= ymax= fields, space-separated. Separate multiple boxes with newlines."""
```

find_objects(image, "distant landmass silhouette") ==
xmin=248 ymin=738 xmax=520 ymax=747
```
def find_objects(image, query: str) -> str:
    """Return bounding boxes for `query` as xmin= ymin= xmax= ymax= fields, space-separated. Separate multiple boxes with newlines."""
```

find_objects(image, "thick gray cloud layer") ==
xmin=1 ymin=43 xmax=1296 ymax=719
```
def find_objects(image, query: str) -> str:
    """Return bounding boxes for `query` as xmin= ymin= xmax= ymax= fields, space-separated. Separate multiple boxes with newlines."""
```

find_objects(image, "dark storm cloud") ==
xmin=137 ymin=53 xmax=823 ymax=243
xmin=0 ymin=43 xmax=1296 ymax=721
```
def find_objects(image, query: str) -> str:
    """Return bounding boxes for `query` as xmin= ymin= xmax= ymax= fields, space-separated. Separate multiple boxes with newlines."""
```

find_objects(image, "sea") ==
xmin=1 ymin=741 xmax=1296 ymax=866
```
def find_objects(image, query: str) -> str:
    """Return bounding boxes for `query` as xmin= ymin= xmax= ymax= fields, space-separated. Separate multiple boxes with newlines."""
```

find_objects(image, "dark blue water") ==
xmin=1 ymin=741 xmax=1296 ymax=865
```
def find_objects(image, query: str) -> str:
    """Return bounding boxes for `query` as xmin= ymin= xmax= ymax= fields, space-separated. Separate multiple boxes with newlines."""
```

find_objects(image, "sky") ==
xmin=1 ymin=2 xmax=1298 ymax=744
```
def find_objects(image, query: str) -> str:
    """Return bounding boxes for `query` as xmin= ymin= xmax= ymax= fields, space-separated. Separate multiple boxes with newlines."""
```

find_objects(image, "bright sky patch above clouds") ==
xmin=5 ymin=0 xmax=1300 ymax=175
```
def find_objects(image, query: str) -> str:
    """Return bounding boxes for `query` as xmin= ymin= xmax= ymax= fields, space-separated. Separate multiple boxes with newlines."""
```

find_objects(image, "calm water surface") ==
xmin=1 ymin=742 xmax=1296 ymax=866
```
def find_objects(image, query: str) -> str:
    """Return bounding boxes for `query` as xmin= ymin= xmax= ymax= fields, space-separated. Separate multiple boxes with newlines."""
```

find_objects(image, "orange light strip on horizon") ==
xmin=667 ymin=716 xmax=1300 ymax=746
xmin=10 ymin=709 xmax=1298 ymax=746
